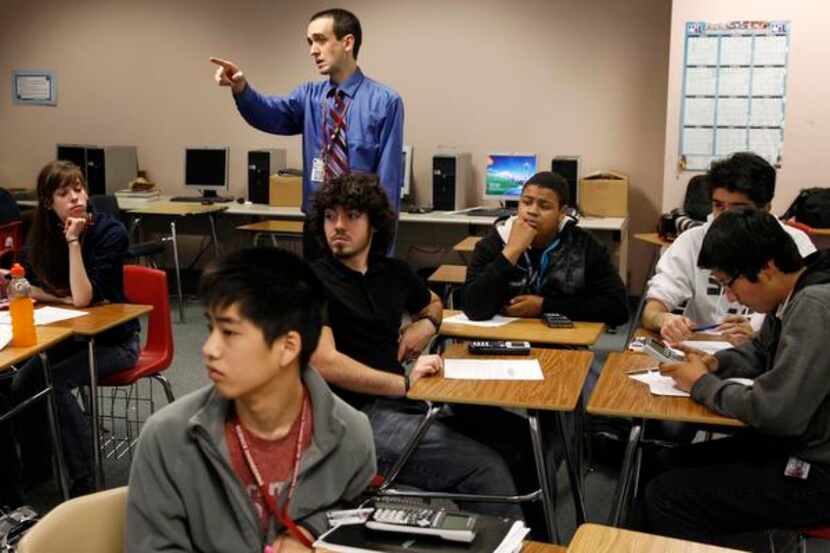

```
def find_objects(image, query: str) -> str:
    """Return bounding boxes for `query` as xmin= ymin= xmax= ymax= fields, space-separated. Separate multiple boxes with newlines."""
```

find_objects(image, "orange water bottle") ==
xmin=8 ymin=263 xmax=36 ymax=347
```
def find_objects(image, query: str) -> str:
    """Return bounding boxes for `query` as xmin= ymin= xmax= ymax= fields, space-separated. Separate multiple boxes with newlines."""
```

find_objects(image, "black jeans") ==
xmin=11 ymin=334 xmax=140 ymax=487
xmin=639 ymin=433 xmax=830 ymax=545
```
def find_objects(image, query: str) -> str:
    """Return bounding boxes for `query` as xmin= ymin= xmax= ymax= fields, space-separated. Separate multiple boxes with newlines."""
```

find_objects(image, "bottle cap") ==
xmin=10 ymin=263 xmax=25 ymax=278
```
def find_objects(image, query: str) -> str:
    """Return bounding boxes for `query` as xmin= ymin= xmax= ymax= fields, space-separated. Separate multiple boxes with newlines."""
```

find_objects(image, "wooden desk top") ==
xmin=522 ymin=541 xmax=566 ymax=553
xmin=236 ymin=220 xmax=304 ymax=234
xmin=0 ymin=326 xmax=75 ymax=371
xmin=428 ymin=265 xmax=467 ymax=284
xmin=47 ymin=304 xmax=153 ymax=336
xmin=440 ymin=309 xmax=605 ymax=347
xmin=811 ymin=227 xmax=830 ymax=236
xmin=567 ymin=523 xmax=746 ymax=553
xmin=633 ymin=232 xmax=672 ymax=247
xmin=127 ymin=202 xmax=228 ymax=216
xmin=453 ymin=235 xmax=482 ymax=253
xmin=587 ymin=352 xmax=743 ymax=427
xmin=408 ymin=343 xmax=593 ymax=411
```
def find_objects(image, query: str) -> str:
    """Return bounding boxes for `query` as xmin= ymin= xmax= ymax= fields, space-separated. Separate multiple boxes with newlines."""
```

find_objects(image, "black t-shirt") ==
xmin=311 ymin=254 xmax=431 ymax=408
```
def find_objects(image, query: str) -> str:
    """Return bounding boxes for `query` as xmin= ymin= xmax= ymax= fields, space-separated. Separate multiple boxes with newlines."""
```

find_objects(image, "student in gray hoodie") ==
xmin=126 ymin=248 xmax=375 ymax=553
xmin=643 ymin=209 xmax=830 ymax=545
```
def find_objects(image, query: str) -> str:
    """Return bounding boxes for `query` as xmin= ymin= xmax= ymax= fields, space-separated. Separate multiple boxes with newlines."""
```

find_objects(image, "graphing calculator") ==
xmin=467 ymin=340 xmax=531 ymax=355
xmin=543 ymin=312 xmax=574 ymax=328
xmin=366 ymin=503 xmax=478 ymax=543
xmin=642 ymin=337 xmax=686 ymax=364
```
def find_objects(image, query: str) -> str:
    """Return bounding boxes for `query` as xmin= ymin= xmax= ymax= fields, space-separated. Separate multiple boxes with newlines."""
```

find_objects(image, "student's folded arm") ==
xmin=310 ymin=326 xmax=406 ymax=397
xmin=234 ymin=82 xmax=307 ymax=135
xmin=83 ymin=227 xmax=130 ymax=305
xmin=692 ymin=293 xmax=830 ymax=434
xmin=541 ymin=239 xmax=628 ymax=326
xmin=125 ymin=419 xmax=191 ymax=553
xmin=462 ymin=237 xmax=515 ymax=320
xmin=644 ymin=233 xmax=698 ymax=317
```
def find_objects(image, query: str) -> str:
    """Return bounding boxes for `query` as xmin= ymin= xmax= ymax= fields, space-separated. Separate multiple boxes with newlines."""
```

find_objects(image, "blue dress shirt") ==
xmin=234 ymin=68 xmax=404 ymax=213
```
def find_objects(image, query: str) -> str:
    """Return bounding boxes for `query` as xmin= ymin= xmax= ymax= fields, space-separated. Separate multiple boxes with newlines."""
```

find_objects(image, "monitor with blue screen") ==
xmin=484 ymin=154 xmax=537 ymax=201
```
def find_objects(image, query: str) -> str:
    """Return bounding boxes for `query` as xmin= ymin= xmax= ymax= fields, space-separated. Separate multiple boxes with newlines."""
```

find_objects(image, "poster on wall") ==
xmin=12 ymin=70 xmax=57 ymax=106
xmin=679 ymin=21 xmax=790 ymax=172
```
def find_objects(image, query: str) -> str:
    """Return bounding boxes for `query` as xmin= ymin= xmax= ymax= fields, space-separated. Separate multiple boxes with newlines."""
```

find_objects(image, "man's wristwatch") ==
xmin=403 ymin=373 xmax=411 ymax=394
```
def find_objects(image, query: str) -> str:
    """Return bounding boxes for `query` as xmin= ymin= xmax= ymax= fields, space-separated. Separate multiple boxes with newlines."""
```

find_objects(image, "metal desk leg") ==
xmin=528 ymin=410 xmax=558 ymax=543
xmin=556 ymin=411 xmax=587 ymax=526
xmin=86 ymin=338 xmax=104 ymax=490
xmin=38 ymin=352 xmax=70 ymax=500
xmin=378 ymin=402 xmax=442 ymax=492
xmin=170 ymin=221 xmax=185 ymax=323
xmin=208 ymin=214 xmax=222 ymax=257
xmin=608 ymin=421 xmax=643 ymax=526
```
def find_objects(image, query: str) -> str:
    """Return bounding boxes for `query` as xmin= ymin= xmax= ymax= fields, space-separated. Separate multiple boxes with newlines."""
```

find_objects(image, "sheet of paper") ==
xmin=0 ymin=306 xmax=89 ymax=326
xmin=0 ymin=325 xmax=11 ymax=351
xmin=750 ymin=98 xmax=785 ymax=127
xmin=720 ymin=36 xmax=752 ymax=66
xmin=686 ymin=36 xmax=718 ymax=65
xmin=443 ymin=359 xmax=543 ymax=381
xmin=753 ymin=35 xmax=788 ymax=66
xmin=718 ymin=67 xmax=751 ymax=96
xmin=684 ymin=98 xmax=715 ymax=126
xmin=717 ymin=98 xmax=750 ymax=126
xmin=752 ymin=67 xmax=786 ymax=96
xmin=680 ymin=340 xmax=733 ymax=355
xmin=682 ymin=128 xmax=714 ymax=155
xmin=685 ymin=67 xmax=717 ymax=96
xmin=716 ymin=128 xmax=748 ymax=155
xmin=629 ymin=371 xmax=690 ymax=397
xmin=442 ymin=313 xmax=518 ymax=328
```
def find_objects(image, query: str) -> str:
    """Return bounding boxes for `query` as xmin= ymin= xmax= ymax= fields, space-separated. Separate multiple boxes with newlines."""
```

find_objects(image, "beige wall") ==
xmin=663 ymin=0 xmax=830 ymax=214
xmin=0 ymin=0 xmax=671 ymax=290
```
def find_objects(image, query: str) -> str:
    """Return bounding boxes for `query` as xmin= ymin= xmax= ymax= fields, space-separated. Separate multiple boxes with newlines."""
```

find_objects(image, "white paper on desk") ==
xmin=0 ymin=325 xmax=11 ymax=351
xmin=494 ymin=521 xmax=530 ymax=553
xmin=444 ymin=359 xmax=543 ymax=380
xmin=442 ymin=313 xmax=518 ymax=327
xmin=629 ymin=371 xmax=690 ymax=397
xmin=680 ymin=340 xmax=733 ymax=355
xmin=0 ymin=306 xmax=88 ymax=326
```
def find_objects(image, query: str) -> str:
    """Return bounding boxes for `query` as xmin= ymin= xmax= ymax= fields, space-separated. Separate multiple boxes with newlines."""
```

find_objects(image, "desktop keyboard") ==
xmin=466 ymin=207 xmax=517 ymax=218
xmin=170 ymin=196 xmax=234 ymax=203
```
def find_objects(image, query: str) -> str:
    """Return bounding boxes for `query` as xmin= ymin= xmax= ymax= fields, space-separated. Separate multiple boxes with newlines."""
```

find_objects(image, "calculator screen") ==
xmin=441 ymin=514 xmax=471 ymax=530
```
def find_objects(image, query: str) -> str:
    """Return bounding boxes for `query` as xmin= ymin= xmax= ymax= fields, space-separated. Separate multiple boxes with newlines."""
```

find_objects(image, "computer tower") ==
xmin=248 ymin=149 xmax=287 ymax=204
xmin=551 ymin=156 xmax=580 ymax=209
xmin=56 ymin=144 xmax=138 ymax=196
xmin=432 ymin=153 xmax=471 ymax=211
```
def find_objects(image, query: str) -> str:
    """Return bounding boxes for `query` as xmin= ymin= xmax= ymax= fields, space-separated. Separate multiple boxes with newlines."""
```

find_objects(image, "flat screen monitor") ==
xmin=402 ymin=145 xmax=413 ymax=197
xmin=185 ymin=147 xmax=229 ymax=198
xmin=484 ymin=153 xmax=537 ymax=202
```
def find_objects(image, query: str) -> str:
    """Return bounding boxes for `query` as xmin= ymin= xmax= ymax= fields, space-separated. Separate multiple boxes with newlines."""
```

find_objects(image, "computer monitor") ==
xmin=402 ymin=145 xmax=413 ymax=197
xmin=484 ymin=153 xmax=537 ymax=202
xmin=184 ymin=147 xmax=229 ymax=199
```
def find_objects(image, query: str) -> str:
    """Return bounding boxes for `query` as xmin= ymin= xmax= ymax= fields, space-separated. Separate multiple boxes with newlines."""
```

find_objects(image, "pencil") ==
xmin=625 ymin=367 xmax=657 ymax=375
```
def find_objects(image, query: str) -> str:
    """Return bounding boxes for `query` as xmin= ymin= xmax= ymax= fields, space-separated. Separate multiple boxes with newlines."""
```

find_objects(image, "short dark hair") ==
xmin=309 ymin=173 xmax=396 ymax=256
xmin=199 ymin=248 xmax=323 ymax=368
xmin=698 ymin=208 xmax=803 ymax=282
xmin=522 ymin=171 xmax=569 ymax=207
xmin=310 ymin=8 xmax=362 ymax=60
xmin=706 ymin=152 xmax=776 ymax=207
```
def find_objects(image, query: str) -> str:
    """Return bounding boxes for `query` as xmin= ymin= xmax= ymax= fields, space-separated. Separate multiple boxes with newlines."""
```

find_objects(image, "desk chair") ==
xmin=90 ymin=195 xmax=185 ymax=323
xmin=97 ymin=266 xmax=175 ymax=461
xmin=16 ymin=486 xmax=127 ymax=553
xmin=428 ymin=265 xmax=467 ymax=309
xmin=0 ymin=220 xmax=23 ymax=268
xmin=798 ymin=527 xmax=830 ymax=552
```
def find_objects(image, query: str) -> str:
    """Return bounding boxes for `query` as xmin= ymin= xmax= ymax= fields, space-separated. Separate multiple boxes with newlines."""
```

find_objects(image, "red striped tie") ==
xmin=325 ymin=90 xmax=349 ymax=181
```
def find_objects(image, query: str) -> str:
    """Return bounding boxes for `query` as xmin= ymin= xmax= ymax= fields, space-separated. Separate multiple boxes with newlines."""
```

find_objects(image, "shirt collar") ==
xmin=775 ymin=287 xmax=795 ymax=320
xmin=325 ymin=67 xmax=365 ymax=99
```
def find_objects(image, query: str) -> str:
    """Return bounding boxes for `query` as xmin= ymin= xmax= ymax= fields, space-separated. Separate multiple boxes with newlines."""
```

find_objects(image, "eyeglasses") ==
xmin=716 ymin=274 xmax=741 ymax=290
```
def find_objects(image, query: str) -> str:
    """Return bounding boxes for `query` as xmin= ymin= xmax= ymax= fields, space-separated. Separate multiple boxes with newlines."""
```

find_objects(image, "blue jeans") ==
xmin=12 ymin=333 xmax=140 ymax=488
xmin=365 ymin=399 xmax=533 ymax=519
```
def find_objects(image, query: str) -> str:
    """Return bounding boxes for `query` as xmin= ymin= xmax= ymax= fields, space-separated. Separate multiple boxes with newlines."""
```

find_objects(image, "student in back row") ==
xmin=127 ymin=248 xmax=375 ymax=552
xmin=463 ymin=171 xmax=628 ymax=327
xmin=643 ymin=208 xmax=830 ymax=545
xmin=643 ymin=152 xmax=815 ymax=345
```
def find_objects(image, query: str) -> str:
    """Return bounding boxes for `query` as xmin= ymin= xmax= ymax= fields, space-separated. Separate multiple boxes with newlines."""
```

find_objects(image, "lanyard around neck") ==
xmin=234 ymin=394 xmax=313 ymax=548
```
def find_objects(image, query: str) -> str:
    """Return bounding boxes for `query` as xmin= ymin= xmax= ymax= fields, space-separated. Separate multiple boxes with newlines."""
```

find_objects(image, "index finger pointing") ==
xmin=209 ymin=57 xmax=234 ymax=69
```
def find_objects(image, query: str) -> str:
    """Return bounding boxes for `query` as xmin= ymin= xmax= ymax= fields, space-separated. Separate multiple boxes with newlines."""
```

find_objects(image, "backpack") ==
xmin=782 ymin=188 xmax=830 ymax=229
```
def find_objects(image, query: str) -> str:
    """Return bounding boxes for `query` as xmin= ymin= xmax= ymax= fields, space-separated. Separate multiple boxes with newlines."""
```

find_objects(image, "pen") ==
xmin=692 ymin=323 xmax=720 ymax=332
xmin=625 ymin=367 xmax=658 ymax=375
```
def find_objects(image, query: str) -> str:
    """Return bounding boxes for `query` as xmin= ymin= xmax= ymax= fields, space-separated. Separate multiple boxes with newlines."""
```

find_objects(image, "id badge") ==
xmin=311 ymin=157 xmax=325 ymax=183
xmin=784 ymin=456 xmax=811 ymax=479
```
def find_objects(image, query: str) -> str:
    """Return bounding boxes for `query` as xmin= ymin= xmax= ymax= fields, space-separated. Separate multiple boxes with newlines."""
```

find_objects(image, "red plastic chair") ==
xmin=799 ymin=527 xmax=830 ymax=552
xmin=98 ymin=265 xmax=175 ymax=458
xmin=0 ymin=220 xmax=23 ymax=268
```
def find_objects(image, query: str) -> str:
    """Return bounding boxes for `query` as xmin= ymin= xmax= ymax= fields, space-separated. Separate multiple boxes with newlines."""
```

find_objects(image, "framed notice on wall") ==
xmin=679 ymin=21 xmax=790 ymax=172
xmin=12 ymin=70 xmax=57 ymax=106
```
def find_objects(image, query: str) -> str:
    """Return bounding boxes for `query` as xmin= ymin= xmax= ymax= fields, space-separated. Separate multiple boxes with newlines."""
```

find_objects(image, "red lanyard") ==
xmin=234 ymin=395 xmax=313 ymax=548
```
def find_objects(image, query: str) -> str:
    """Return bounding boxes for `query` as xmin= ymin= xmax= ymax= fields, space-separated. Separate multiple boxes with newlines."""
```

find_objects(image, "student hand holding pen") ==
xmin=658 ymin=345 xmax=719 ymax=392
xmin=715 ymin=314 xmax=753 ymax=346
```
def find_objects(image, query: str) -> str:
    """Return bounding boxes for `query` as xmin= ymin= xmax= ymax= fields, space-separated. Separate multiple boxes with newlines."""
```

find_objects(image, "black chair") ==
xmin=89 ymin=195 xmax=184 ymax=322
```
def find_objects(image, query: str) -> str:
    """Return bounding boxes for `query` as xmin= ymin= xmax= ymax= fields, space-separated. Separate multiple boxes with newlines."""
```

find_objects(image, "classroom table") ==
xmin=439 ymin=309 xmax=605 ymax=347
xmin=396 ymin=343 xmax=594 ymax=542
xmin=566 ymin=523 xmax=746 ymax=553
xmin=586 ymin=352 xmax=743 ymax=526
xmin=522 ymin=541 xmax=566 ymax=553
xmin=235 ymin=220 xmax=304 ymax=254
xmin=48 ymin=303 xmax=153 ymax=489
xmin=453 ymin=235 xmax=482 ymax=264
xmin=0 ymin=325 xmax=74 ymax=500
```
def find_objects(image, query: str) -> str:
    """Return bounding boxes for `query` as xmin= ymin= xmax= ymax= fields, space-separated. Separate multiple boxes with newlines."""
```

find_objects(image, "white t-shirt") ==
xmin=646 ymin=218 xmax=816 ymax=327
